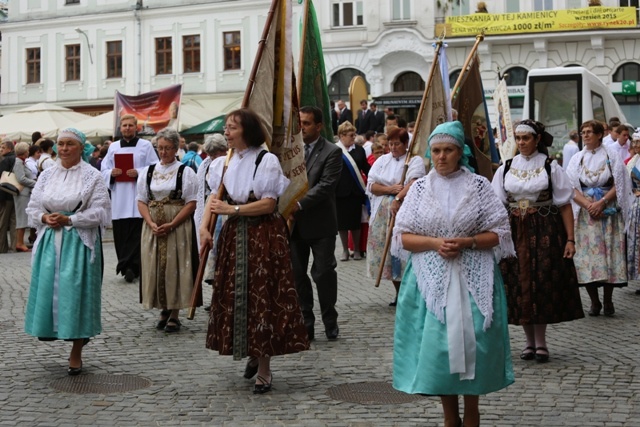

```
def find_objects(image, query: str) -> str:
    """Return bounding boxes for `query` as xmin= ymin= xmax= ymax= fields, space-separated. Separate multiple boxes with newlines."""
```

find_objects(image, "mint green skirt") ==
xmin=393 ymin=259 xmax=514 ymax=395
xmin=24 ymin=227 xmax=102 ymax=339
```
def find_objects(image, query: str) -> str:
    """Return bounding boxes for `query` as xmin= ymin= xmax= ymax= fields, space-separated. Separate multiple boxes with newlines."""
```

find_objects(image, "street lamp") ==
xmin=74 ymin=27 xmax=94 ymax=65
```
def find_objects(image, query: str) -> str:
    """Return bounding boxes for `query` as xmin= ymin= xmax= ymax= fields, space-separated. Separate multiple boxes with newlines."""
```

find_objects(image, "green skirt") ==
xmin=393 ymin=259 xmax=514 ymax=395
xmin=24 ymin=226 xmax=102 ymax=339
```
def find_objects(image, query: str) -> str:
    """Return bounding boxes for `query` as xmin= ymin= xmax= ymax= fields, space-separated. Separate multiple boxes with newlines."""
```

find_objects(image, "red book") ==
xmin=114 ymin=153 xmax=135 ymax=182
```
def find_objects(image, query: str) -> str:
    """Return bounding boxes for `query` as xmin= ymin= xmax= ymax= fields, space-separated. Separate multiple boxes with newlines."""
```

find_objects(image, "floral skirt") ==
xmin=500 ymin=211 xmax=584 ymax=325
xmin=627 ymin=197 xmax=640 ymax=280
xmin=366 ymin=196 xmax=404 ymax=281
xmin=205 ymin=212 xmax=309 ymax=359
xmin=574 ymin=203 xmax=627 ymax=286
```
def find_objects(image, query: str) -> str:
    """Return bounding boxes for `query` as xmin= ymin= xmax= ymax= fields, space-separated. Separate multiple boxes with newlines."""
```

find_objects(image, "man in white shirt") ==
xmin=562 ymin=130 xmax=580 ymax=170
xmin=608 ymin=124 xmax=631 ymax=164
xmin=101 ymin=114 xmax=159 ymax=282
xmin=603 ymin=118 xmax=620 ymax=146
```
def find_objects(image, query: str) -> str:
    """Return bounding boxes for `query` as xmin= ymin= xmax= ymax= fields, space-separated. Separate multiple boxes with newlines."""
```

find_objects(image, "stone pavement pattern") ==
xmin=0 ymin=241 xmax=639 ymax=426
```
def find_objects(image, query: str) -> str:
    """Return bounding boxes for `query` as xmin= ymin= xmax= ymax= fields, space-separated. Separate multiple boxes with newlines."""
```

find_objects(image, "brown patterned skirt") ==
xmin=500 ymin=209 xmax=585 ymax=325
xmin=205 ymin=212 xmax=309 ymax=359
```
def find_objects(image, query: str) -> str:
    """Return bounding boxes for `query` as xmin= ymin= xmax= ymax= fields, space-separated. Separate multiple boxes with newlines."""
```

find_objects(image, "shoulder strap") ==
xmin=503 ymin=159 xmax=513 ymax=180
xmin=253 ymin=150 xmax=268 ymax=179
xmin=544 ymin=157 xmax=553 ymax=194
xmin=174 ymin=164 xmax=186 ymax=196
xmin=146 ymin=164 xmax=156 ymax=200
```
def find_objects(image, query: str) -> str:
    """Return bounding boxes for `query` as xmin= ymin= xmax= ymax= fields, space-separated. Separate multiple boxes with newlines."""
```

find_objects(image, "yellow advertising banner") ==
xmin=436 ymin=7 xmax=637 ymax=37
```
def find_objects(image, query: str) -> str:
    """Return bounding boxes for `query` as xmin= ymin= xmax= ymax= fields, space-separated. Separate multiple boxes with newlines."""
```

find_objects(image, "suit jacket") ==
xmin=293 ymin=137 xmax=343 ymax=240
xmin=356 ymin=109 xmax=374 ymax=135
xmin=331 ymin=109 xmax=339 ymax=136
xmin=338 ymin=108 xmax=352 ymax=125
xmin=373 ymin=110 xmax=385 ymax=133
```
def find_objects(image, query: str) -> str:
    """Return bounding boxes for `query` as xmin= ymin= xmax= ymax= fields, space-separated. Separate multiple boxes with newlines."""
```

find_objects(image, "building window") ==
xmin=567 ymin=0 xmax=582 ymax=7
xmin=328 ymin=68 xmax=369 ymax=101
xmin=65 ymin=0 xmax=80 ymax=4
xmin=392 ymin=0 xmax=410 ymax=20
xmin=393 ymin=72 xmax=425 ymax=92
xmin=620 ymin=0 xmax=639 ymax=7
xmin=155 ymin=37 xmax=172 ymax=75
xmin=106 ymin=40 xmax=122 ymax=79
xmin=332 ymin=1 xmax=364 ymax=27
xmin=65 ymin=44 xmax=81 ymax=81
xmin=534 ymin=0 xmax=553 ymax=11
xmin=183 ymin=35 xmax=201 ymax=73
xmin=506 ymin=0 xmax=519 ymax=13
xmin=26 ymin=47 xmax=41 ymax=84
xmin=613 ymin=62 xmax=640 ymax=122
xmin=504 ymin=67 xmax=528 ymax=111
xmin=450 ymin=0 xmax=470 ymax=16
xmin=223 ymin=31 xmax=241 ymax=71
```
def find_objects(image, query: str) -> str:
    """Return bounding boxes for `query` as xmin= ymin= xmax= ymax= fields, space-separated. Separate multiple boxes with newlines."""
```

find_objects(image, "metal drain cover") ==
xmin=50 ymin=374 xmax=152 ymax=394
xmin=326 ymin=382 xmax=426 ymax=405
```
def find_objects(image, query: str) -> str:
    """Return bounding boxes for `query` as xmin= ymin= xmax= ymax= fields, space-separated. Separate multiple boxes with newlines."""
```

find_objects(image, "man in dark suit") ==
xmin=370 ymin=102 xmax=385 ymax=133
xmin=290 ymin=106 xmax=343 ymax=341
xmin=355 ymin=99 xmax=373 ymax=135
xmin=337 ymin=99 xmax=352 ymax=126
xmin=330 ymin=100 xmax=339 ymax=136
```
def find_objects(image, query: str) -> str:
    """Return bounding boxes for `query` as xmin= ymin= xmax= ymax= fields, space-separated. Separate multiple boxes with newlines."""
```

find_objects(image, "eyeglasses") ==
xmin=580 ymin=130 xmax=594 ymax=136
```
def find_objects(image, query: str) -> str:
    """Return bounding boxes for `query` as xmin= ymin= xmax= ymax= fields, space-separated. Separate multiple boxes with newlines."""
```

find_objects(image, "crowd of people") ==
xmin=5 ymin=99 xmax=639 ymax=426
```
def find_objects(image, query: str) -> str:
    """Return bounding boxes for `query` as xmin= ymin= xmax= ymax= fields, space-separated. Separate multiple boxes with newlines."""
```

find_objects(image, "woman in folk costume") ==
xmin=201 ymin=109 xmax=308 ymax=395
xmin=137 ymin=127 xmax=199 ymax=333
xmin=565 ymin=120 xmax=633 ymax=317
xmin=24 ymin=128 xmax=111 ymax=376
xmin=393 ymin=121 xmax=514 ymax=427
xmin=626 ymin=132 xmax=640 ymax=292
xmin=492 ymin=120 xmax=584 ymax=364
xmin=366 ymin=127 xmax=425 ymax=306
xmin=335 ymin=121 xmax=370 ymax=261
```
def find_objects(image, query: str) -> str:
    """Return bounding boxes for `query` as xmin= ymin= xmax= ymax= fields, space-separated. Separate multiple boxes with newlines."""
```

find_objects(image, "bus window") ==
xmin=530 ymin=76 xmax=580 ymax=159
xmin=591 ymin=91 xmax=606 ymax=123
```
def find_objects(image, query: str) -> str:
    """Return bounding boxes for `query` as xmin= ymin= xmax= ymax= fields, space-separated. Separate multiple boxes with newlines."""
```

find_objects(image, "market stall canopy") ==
xmin=0 ymin=103 xmax=90 ymax=142
xmin=180 ymin=114 xmax=226 ymax=136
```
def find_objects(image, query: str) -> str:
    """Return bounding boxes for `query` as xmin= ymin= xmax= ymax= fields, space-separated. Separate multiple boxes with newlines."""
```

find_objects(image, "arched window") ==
xmin=449 ymin=69 xmax=461 ymax=90
xmin=328 ymin=68 xmax=369 ymax=102
xmin=612 ymin=62 xmax=640 ymax=125
xmin=393 ymin=71 xmax=425 ymax=92
xmin=504 ymin=67 xmax=528 ymax=113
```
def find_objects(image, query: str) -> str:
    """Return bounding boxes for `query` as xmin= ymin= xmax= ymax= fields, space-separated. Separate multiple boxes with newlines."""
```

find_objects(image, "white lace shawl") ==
xmin=394 ymin=168 xmax=515 ymax=329
xmin=26 ymin=161 xmax=111 ymax=261
xmin=565 ymin=145 xmax=634 ymax=230
xmin=194 ymin=156 xmax=214 ymax=231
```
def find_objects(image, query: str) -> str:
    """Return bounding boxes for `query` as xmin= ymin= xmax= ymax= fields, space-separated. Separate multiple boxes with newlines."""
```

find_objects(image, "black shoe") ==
xmin=306 ymin=326 xmax=315 ymax=342
xmin=520 ymin=346 xmax=536 ymax=361
xmin=203 ymin=305 xmax=211 ymax=312
xmin=535 ymin=347 xmax=549 ymax=363
xmin=603 ymin=303 xmax=615 ymax=317
xmin=588 ymin=303 xmax=602 ymax=316
xmin=124 ymin=268 xmax=135 ymax=283
xmin=253 ymin=373 xmax=273 ymax=394
xmin=68 ymin=361 xmax=83 ymax=376
xmin=389 ymin=299 xmax=397 ymax=307
xmin=636 ymin=289 xmax=640 ymax=295
xmin=164 ymin=318 xmax=182 ymax=333
xmin=325 ymin=326 xmax=339 ymax=340
xmin=156 ymin=309 xmax=172 ymax=330
xmin=243 ymin=357 xmax=259 ymax=379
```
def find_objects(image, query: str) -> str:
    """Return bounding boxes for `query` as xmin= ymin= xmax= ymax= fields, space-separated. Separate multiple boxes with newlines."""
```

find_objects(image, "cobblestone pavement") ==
xmin=1 ymin=240 xmax=639 ymax=426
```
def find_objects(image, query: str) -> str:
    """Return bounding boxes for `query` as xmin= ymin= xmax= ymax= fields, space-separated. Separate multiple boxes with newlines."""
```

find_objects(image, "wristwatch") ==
xmin=234 ymin=206 xmax=240 ymax=215
xmin=394 ymin=196 xmax=402 ymax=203
xmin=67 ymin=216 xmax=73 ymax=227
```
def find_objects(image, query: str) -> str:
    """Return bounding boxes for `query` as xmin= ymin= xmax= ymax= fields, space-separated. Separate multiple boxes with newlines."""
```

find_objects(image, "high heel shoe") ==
xmin=68 ymin=361 xmax=83 ymax=376
xmin=253 ymin=373 xmax=273 ymax=394
xmin=243 ymin=356 xmax=259 ymax=379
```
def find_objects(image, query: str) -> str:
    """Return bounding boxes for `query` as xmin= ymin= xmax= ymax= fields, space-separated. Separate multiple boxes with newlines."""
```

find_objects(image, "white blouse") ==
xmin=366 ymin=153 xmax=425 ymax=222
xmin=136 ymin=161 xmax=198 ymax=204
xmin=207 ymin=147 xmax=289 ymax=203
xmin=492 ymin=152 xmax=574 ymax=206
xmin=572 ymin=145 xmax=613 ymax=188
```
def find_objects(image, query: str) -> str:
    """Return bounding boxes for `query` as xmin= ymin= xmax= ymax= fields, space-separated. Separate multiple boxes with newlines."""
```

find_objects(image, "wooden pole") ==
xmin=374 ymin=38 xmax=445 ymax=288
xmin=450 ymin=33 xmax=484 ymax=104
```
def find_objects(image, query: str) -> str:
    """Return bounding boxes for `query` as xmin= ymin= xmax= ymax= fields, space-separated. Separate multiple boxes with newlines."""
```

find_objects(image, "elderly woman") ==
xmin=137 ymin=127 xmax=199 ymax=333
xmin=492 ymin=120 xmax=584 ymax=363
xmin=626 ymin=132 xmax=640 ymax=293
xmin=201 ymin=108 xmax=308 ymax=394
xmin=335 ymin=121 xmax=370 ymax=261
xmin=393 ymin=121 xmax=514 ymax=427
xmin=24 ymin=128 xmax=111 ymax=375
xmin=366 ymin=127 xmax=425 ymax=305
xmin=12 ymin=142 xmax=37 ymax=252
xmin=565 ymin=120 xmax=633 ymax=317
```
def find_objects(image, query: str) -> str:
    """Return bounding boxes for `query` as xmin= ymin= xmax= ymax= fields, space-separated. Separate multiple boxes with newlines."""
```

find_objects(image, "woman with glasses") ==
xmin=492 ymin=120 xmax=583 ymax=363
xmin=626 ymin=132 xmax=640 ymax=293
xmin=565 ymin=121 xmax=633 ymax=317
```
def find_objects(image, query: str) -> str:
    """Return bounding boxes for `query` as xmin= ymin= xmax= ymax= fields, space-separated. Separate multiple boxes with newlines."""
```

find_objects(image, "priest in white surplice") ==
xmin=101 ymin=114 xmax=159 ymax=282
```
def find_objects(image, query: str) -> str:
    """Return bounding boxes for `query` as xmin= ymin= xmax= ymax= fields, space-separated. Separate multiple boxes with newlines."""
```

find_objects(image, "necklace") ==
xmin=153 ymin=166 xmax=178 ymax=184
xmin=509 ymin=166 xmax=544 ymax=182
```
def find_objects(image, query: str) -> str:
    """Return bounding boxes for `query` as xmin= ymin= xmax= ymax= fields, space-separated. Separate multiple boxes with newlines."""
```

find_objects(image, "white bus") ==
xmin=522 ymin=67 xmax=626 ymax=157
